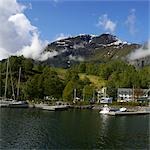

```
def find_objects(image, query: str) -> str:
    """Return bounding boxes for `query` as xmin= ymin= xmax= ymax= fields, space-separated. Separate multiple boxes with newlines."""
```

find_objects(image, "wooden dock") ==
xmin=107 ymin=111 xmax=150 ymax=116
xmin=42 ymin=105 xmax=69 ymax=111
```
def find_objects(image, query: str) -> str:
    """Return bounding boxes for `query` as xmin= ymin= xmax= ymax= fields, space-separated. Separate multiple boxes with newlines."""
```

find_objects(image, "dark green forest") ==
xmin=0 ymin=56 xmax=149 ymax=102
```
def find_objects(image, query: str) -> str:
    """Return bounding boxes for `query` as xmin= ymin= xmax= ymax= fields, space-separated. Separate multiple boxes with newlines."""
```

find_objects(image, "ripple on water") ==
xmin=0 ymin=108 xmax=149 ymax=149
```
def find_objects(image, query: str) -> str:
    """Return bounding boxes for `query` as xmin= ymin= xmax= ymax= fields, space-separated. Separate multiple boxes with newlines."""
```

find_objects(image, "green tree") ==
xmin=24 ymin=74 xmax=41 ymax=99
xmin=22 ymin=58 xmax=33 ymax=73
xmin=63 ymin=80 xmax=75 ymax=101
xmin=83 ymin=85 xmax=94 ymax=101
xmin=43 ymin=75 xmax=64 ymax=99
xmin=78 ymin=63 xmax=86 ymax=73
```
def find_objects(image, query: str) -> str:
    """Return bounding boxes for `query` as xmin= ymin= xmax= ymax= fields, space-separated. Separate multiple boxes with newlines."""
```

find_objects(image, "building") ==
xmin=97 ymin=87 xmax=113 ymax=103
xmin=117 ymin=88 xmax=150 ymax=102
xmin=100 ymin=97 xmax=113 ymax=104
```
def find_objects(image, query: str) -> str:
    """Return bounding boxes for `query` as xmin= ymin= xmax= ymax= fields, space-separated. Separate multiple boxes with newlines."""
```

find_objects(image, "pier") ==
xmin=107 ymin=111 xmax=150 ymax=116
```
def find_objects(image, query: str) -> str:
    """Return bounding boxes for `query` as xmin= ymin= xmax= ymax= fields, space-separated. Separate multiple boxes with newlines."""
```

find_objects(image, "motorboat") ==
xmin=99 ymin=104 xmax=110 ymax=114
xmin=99 ymin=105 xmax=127 ymax=114
xmin=119 ymin=107 xmax=127 ymax=112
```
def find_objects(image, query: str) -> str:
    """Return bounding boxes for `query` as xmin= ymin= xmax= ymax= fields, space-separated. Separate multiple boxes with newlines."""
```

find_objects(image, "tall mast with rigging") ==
xmin=17 ymin=67 xmax=21 ymax=100
xmin=4 ymin=58 xmax=9 ymax=100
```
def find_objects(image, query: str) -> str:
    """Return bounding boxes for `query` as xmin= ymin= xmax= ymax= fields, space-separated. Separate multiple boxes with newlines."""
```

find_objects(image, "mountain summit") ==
xmin=43 ymin=33 xmax=139 ymax=67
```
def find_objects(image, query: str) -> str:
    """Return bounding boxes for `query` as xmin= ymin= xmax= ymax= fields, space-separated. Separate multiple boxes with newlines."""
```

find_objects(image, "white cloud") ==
xmin=125 ymin=9 xmax=137 ymax=36
xmin=54 ymin=33 xmax=70 ymax=41
xmin=0 ymin=0 xmax=53 ymax=61
xmin=8 ymin=13 xmax=37 ymax=38
xmin=128 ymin=40 xmax=150 ymax=60
xmin=96 ymin=14 xmax=117 ymax=33
xmin=69 ymin=55 xmax=84 ymax=62
xmin=0 ymin=47 xmax=11 ymax=60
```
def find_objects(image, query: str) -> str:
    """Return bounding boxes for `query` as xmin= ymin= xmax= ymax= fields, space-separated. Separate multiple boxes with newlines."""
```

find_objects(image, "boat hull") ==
xmin=8 ymin=104 xmax=29 ymax=108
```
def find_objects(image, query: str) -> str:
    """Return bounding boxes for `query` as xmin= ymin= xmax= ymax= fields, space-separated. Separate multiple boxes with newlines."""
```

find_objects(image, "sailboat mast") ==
xmin=17 ymin=67 xmax=21 ymax=100
xmin=92 ymin=89 xmax=95 ymax=102
xmin=0 ymin=62 xmax=1 ymax=98
xmin=74 ymin=89 xmax=76 ymax=102
xmin=4 ymin=58 xmax=9 ymax=99
xmin=83 ymin=88 xmax=85 ymax=101
xmin=10 ymin=64 xmax=15 ymax=100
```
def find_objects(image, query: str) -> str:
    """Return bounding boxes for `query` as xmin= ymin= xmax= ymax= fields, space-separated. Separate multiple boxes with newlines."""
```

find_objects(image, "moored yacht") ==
xmin=99 ymin=104 xmax=110 ymax=114
xmin=99 ymin=105 xmax=127 ymax=114
xmin=8 ymin=100 xmax=29 ymax=108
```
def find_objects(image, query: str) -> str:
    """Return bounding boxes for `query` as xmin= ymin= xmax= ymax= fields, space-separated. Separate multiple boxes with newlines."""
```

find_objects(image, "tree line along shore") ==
xmin=0 ymin=56 xmax=149 ymax=106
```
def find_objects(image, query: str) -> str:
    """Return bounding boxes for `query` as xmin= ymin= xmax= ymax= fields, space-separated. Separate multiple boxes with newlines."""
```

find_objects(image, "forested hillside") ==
xmin=0 ymin=56 xmax=149 ymax=101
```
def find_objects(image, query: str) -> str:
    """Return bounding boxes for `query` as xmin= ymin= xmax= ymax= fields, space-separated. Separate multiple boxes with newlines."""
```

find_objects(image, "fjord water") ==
xmin=0 ymin=108 xmax=149 ymax=149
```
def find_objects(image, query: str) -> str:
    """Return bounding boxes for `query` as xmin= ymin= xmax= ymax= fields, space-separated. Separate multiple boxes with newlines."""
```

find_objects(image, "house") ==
xmin=97 ymin=87 xmax=113 ymax=103
xmin=117 ymin=88 xmax=150 ymax=102
xmin=97 ymin=87 xmax=107 ymax=99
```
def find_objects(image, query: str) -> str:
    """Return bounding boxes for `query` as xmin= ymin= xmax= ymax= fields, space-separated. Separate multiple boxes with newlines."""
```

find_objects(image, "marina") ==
xmin=0 ymin=0 xmax=149 ymax=149
xmin=99 ymin=104 xmax=150 ymax=116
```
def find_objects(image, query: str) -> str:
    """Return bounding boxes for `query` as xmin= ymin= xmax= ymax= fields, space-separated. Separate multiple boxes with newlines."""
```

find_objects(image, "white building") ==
xmin=97 ymin=87 xmax=112 ymax=103
xmin=117 ymin=88 xmax=150 ymax=102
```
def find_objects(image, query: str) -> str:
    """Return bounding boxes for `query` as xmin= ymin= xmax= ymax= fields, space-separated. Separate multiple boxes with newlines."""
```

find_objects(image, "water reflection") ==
xmin=97 ymin=114 xmax=111 ymax=147
xmin=0 ymin=108 xmax=149 ymax=149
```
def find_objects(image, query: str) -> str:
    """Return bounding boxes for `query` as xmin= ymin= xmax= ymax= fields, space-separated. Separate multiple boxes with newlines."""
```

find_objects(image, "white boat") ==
xmin=0 ymin=99 xmax=14 ymax=107
xmin=99 ymin=104 xmax=110 ymax=114
xmin=8 ymin=100 xmax=29 ymax=108
xmin=0 ymin=61 xmax=28 ymax=108
xmin=99 ymin=105 xmax=127 ymax=114
xmin=119 ymin=107 xmax=127 ymax=112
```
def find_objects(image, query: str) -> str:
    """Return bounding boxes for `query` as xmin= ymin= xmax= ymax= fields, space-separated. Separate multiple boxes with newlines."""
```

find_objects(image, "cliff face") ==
xmin=43 ymin=33 xmax=141 ymax=68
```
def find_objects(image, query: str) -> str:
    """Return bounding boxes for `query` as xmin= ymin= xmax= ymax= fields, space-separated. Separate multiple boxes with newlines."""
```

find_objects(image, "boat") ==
xmin=0 ymin=99 xmax=12 ymax=107
xmin=99 ymin=105 xmax=150 ymax=116
xmin=8 ymin=100 xmax=29 ymax=108
xmin=8 ymin=67 xmax=29 ymax=108
xmin=119 ymin=107 xmax=127 ymax=112
xmin=99 ymin=104 xmax=110 ymax=114
xmin=99 ymin=105 xmax=127 ymax=114
xmin=0 ymin=59 xmax=28 ymax=108
xmin=0 ymin=59 xmax=15 ymax=107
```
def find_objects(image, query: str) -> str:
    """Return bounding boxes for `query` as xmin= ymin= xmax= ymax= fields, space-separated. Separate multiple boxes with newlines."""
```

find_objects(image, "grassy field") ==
xmin=54 ymin=68 xmax=106 ymax=88
xmin=54 ymin=68 xmax=67 ymax=80
xmin=79 ymin=73 xmax=106 ymax=88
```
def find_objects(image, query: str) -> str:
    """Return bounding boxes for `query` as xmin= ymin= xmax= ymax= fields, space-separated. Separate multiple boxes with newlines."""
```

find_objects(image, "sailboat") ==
xmin=0 ymin=58 xmax=13 ymax=107
xmin=0 ymin=58 xmax=28 ymax=108
xmin=9 ymin=67 xmax=29 ymax=108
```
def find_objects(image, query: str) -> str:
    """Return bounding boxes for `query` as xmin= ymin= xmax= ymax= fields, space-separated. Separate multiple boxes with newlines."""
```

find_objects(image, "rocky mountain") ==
xmin=43 ymin=33 xmax=140 ymax=68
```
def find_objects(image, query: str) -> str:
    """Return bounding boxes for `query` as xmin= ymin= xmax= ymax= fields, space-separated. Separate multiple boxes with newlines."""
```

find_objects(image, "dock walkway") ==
xmin=107 ymin=111 xmax=150 ymax=116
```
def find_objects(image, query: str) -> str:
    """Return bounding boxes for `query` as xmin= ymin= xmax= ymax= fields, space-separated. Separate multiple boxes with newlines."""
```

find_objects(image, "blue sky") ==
xmin=15 ymin=0 xmax=150 ymax=44
xmin=0 ymin=0 xmax=149 ymax=60
xmin=19 ymin=0 xmax=149 ymax=44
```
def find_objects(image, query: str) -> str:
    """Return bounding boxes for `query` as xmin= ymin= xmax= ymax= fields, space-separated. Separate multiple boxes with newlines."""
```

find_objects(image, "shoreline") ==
xmin=1 ymin=101 xmax=150 ymax=112
xmin=28 ymin=103 xmax=150 ymax=112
